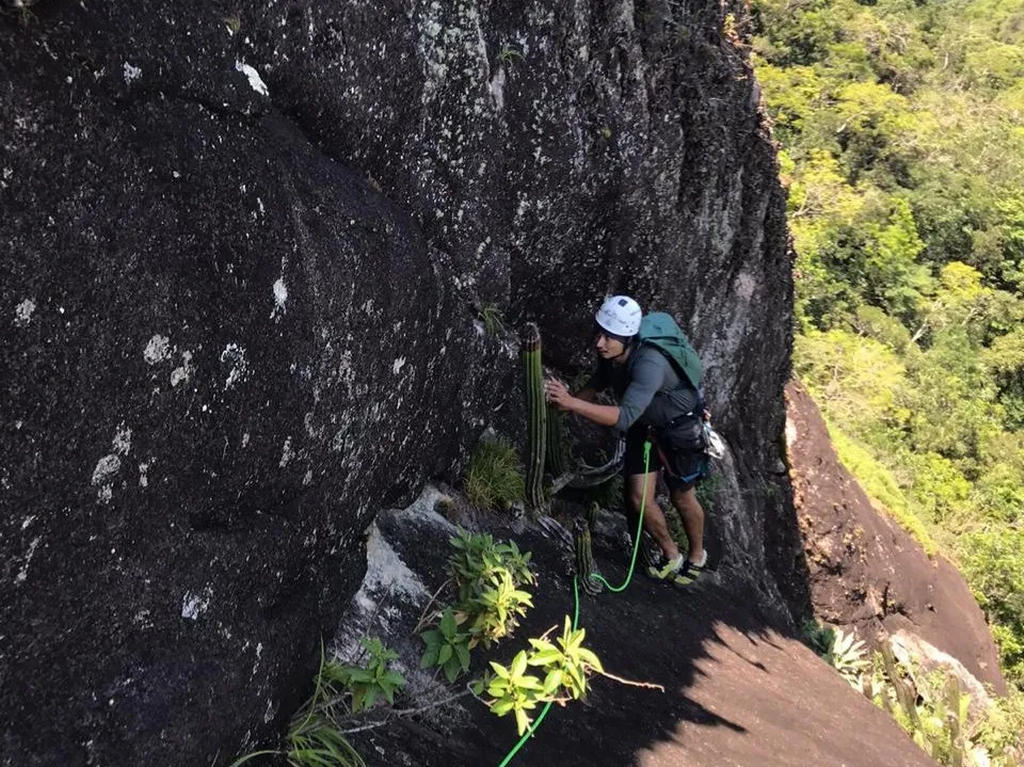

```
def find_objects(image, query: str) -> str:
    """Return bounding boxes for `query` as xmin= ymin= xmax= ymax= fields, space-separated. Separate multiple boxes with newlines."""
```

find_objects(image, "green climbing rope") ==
xmin=495 ymin=441 xmax=652 ymax=766
xmin=589 ymin=440 xmax=651 ymax=594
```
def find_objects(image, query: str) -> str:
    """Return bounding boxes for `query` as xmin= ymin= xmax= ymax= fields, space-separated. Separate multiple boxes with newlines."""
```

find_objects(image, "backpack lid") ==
xmin=637 ymin=312 xmax=703 ymax=390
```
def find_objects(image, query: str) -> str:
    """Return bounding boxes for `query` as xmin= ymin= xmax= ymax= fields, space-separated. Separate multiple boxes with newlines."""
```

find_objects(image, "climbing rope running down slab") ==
xmin=496 ymin=441 xmax=653 ymax=767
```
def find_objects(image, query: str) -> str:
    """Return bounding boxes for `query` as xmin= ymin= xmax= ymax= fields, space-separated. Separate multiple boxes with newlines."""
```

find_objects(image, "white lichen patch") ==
xmin=352 ymin=521 xmax=428 ymax=616
xmin=273 ymin=279 xmax=287 ymax=308
xmin=138 ymin=460 xmax=151 ymax=488
xmin=133 ymin=609 xmax=153 ymax=628
xmin=171 ymin=350 xmax=193 ymax=388
xmin=92 ymin=454 xmax=122 ymax=485
xmin=488 ymin=65 xmax=506 ymax=111
xmin=733 ymin=270 xmax=756 ymax=301
xmin=122 ymin=62 xmax=142 ymax=83
xmin=15 ymin=536 xmax=40 ymax=584
xmin=392 ymin=357 xmax=406 ymax=375
xmin=14 ymin=298 xmax=35 ymax=327
xmin=416 ymin=2 xmax=449 ymax=105
xmin=112 ymin=424 xmax=132 ymax=456
xmin=181 ymin=587 xmax=213 ymax=620
xmin=143 ymin=334 xmax=171 ymax=365
xmin=263 ymin=698 xmax=278 ymax=724
xmin=220 ymin=343 xmax=249 ymax=390
xmin=271 ymin=278 xmax=288 ymax=321
xmin=235 ymin=60 xmax=269 ymax=97
xmin=279 ymin=436 xmax=294 ymax=468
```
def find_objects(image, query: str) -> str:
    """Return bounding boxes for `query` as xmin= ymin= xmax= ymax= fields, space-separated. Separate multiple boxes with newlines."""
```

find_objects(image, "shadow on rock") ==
xmin=331 ymin=487 xmax=937 ymax=767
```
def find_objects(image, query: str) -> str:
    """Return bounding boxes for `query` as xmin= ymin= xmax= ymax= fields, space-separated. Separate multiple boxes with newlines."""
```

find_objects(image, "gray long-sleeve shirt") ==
xmin=586 ymin=345 xmax=701 ymax=434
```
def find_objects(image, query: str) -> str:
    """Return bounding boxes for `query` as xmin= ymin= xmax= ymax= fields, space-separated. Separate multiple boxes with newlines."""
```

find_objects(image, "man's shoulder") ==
xmin=634 ymin=343 xmax=671 ymax=367
xmin=629 ymin=343 xmax=672 ymax=382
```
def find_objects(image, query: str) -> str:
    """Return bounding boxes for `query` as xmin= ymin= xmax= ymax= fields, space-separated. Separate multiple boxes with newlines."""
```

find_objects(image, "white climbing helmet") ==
xmin=595 ymin=295 xmax=642 ymax=337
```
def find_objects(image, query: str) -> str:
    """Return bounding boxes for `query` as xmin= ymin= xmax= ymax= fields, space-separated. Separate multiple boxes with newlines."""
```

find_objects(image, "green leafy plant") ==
xmin=420 ymin=607 xmax=472 ymax=682
xmin=821 ymin=638 xmax=1024 ymax=767
xmin=694 ymin=472 xmax=719 ymax=515
xmin=474 ymin=617 xmax=606 ymax=735
xmin=332 ymin=637 xmax=407 ymax=713
xmin=827 ymin=627 xmax=870 ymax=684
xmin=418 ymin=530 xmax=536 ymax=677
xmin=464 ymin=438 xmax=525 ymax=511
xmin=497 ymin=47 xmax=524 ymax=65
xmin=479 ymin=650 xmax=545 ymax=736
xmin=282 ymin=710 xmax=364 ymax=767
xmin=447 ymin=529 xmax=535 ymax=605
xmin=976 ymin=687 xmax=1024 ymax=763
xmin=463 ymin=567 xmax=534 ymax=647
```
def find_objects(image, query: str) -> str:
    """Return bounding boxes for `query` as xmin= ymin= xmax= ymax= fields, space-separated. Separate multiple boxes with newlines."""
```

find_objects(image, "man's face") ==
xmin=594 ymin=330 xmax=627 ymax=360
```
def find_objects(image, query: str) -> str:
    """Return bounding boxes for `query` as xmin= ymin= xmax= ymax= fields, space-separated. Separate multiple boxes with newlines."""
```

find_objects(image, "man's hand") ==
xmin=544 ymin=377 xmax=621 ymax=427
xmin=544 ymin=378 xmax=575 ymax=411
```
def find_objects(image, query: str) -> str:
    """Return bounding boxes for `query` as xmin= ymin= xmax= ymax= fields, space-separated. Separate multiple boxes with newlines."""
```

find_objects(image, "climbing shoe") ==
xmin=634 ymin=533 xmax=663 ymax=579
xmin=672 ymin=551 xmax=708 ymax=588
xmin=647 ymin=553 xmax=685 ymax=581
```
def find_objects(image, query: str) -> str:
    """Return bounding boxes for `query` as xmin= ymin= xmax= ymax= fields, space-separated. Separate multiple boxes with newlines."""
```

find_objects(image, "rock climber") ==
xmin=544 ymin=295 xmax=709 ymax=586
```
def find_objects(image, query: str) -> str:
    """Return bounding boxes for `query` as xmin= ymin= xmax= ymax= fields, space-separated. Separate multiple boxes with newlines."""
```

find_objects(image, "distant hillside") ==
xmin=751 ymin=0 xmax=1024 ymax=689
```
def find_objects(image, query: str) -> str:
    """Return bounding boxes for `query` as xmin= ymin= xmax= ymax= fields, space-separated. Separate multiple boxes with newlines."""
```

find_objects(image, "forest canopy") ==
xmin=751 ymin=0 xmax=1024 ymax=686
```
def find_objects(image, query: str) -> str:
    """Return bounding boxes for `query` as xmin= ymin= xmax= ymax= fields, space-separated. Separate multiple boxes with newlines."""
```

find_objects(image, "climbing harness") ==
xmin=496 ymin=441 xmax=653 ymax=766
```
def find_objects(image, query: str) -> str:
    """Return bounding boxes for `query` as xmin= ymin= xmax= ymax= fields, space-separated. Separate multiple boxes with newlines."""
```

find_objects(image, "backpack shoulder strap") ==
xmin=637 ymin=312 xmax=703 ymax=390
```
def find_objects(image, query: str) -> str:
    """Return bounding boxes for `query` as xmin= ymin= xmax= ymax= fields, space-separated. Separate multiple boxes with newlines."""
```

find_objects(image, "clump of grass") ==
xmin=464 ymin=438 xmax=525 ymax=510
xmin=478 ymin=304 xmax=506 ymax=337
xmin=800 ymin=618 xmax=836 ymax=658
xmin=229 ymin=644 xmax=365 ymax=767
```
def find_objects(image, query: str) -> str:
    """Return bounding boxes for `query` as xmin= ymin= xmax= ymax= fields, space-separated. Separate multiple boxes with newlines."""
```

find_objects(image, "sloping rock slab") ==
xmin=330 ymin=488 xmax=938 ymax=767
xmin=784 ymin=379 xmax=1005 ymax=695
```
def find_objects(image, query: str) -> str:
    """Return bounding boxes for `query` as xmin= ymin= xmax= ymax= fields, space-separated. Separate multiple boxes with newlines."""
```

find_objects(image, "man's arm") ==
xmin=544 ymin=379 xmax=620 ymax=426
xmin=612 ymin=353 xmax=664 ymax=432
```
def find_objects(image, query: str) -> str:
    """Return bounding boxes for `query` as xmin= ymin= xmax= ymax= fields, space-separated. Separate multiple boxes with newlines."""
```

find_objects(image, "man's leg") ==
xmin=669 ymin=485 xmax=705 ymax=565
xmin=625 ymin=473 xmax=680 ymax=563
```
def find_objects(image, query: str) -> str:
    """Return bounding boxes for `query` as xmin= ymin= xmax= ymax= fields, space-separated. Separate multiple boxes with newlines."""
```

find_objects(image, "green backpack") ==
xmin=636 ymin=312 xmax=702 ymax=390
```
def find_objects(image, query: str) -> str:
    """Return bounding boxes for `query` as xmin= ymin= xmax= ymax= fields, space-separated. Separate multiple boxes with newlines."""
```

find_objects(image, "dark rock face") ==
xmin=1 ymin=1 xmax=791 ymax=765
xmin=784 ymin=380 xmax=1007 ymax=694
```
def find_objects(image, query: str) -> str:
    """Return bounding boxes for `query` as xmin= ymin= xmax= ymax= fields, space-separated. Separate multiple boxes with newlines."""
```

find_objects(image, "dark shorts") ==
xmin=623 ymin=426 xmax=707 ymax=493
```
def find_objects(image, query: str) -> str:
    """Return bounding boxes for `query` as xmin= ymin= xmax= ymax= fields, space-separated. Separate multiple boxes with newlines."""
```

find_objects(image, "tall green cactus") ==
xmin=545 ymin=405 xmax=568 ymax=478
xmin=522 ymin=323 xmax=547 ymax=515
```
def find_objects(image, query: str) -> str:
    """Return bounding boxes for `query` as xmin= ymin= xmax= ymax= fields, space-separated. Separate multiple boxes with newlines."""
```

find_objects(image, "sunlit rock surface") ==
xmin=785 ymin=379 xmax=1006 ymax=696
